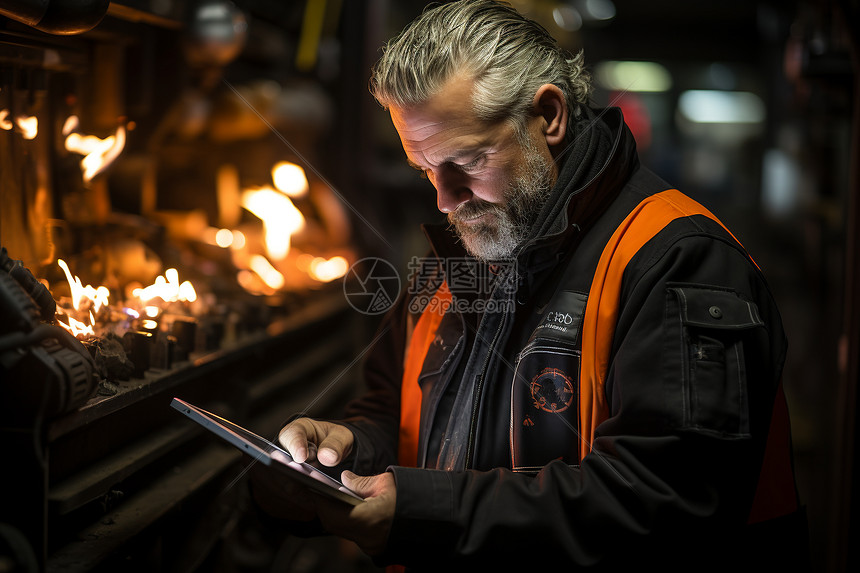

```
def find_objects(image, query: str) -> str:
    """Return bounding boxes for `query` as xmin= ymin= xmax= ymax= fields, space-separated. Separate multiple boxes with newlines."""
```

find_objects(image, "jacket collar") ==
xmin=517 ymin=107 xmax=638 ymax=271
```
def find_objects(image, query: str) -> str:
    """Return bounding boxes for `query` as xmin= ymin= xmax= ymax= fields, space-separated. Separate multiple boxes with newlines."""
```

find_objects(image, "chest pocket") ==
xmin=510 ymin=291 xmax=587 ymax=473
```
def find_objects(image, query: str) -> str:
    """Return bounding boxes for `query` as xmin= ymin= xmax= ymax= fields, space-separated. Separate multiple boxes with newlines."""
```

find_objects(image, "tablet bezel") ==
xmin=170 ymin=397 xmax=364 ymax=506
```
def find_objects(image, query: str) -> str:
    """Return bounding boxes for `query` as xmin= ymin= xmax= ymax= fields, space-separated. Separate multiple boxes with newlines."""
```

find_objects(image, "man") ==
xmin=257 ymin=1 xmax=808 ymax=569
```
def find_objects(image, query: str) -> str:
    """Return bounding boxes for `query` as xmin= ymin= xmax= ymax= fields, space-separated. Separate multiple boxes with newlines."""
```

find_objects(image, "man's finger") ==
xmin=317 ymin=429 xmax=353 ymax=466
xmin=278 ymin=421 xmax=313 ymax=462
xmin=278 ymin=419 xmax=354 ymax=465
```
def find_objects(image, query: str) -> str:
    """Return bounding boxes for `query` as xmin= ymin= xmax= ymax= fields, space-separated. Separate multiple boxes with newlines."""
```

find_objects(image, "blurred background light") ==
xmin=595 ymin=60 xmax=673 ymax=92
xmin=678 ymin=90 xmax=766 ymax=124
xmin=578 ymin=0 xmax=616 ymax=22
xmin=762 ymin=148 xmax=802 ymax=217
xmin=553 ymin=5 xmax=583 ymax=31
xmin=272 ymin=161 xmax=310 ymax=198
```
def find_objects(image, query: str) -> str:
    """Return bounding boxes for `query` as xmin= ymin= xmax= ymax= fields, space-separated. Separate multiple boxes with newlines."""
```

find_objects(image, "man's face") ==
xmin=389 ymin=75 xmax=557 ymax=260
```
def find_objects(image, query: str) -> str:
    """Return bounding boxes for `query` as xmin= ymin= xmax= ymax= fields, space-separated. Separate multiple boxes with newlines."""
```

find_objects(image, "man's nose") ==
xmin=433 ymin=169 xmax=472 ymax=213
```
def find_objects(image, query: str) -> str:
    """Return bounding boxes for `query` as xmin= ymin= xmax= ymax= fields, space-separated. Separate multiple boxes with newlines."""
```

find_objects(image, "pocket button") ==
xmin=708 ymin=306 xmax=723 ymax=319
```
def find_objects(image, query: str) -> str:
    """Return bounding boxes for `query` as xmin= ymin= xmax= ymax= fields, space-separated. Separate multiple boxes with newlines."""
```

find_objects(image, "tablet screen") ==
xmin=171 ymin=397 xmax=364 ymax=505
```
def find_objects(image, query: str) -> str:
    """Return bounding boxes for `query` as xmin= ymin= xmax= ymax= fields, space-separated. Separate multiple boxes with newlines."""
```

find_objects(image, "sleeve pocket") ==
xmin=668 ymin=285 xmax=763 ymax=438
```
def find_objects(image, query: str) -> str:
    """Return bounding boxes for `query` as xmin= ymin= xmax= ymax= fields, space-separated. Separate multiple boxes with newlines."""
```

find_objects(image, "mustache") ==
xmin=448 ymin=199 xmax=502 ymax=225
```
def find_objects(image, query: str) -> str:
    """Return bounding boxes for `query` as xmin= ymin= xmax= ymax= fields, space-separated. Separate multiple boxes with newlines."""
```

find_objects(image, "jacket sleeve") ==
xmin=379 ymin=234 xmax=796 ymax=570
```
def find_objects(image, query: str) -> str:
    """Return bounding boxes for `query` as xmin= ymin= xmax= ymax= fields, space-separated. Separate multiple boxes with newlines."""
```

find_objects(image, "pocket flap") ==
xmin=669 ymin=285 xmax=763 ymax=330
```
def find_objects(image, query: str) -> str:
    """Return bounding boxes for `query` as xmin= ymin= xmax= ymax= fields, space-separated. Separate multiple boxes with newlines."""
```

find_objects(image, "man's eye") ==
xmin=459 ymin=155 xmax=484 ymax=172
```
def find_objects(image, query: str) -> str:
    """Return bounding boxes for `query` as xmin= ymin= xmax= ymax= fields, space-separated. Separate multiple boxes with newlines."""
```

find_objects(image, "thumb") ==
xmin=341 ymin=470 xmax=381 ymax=498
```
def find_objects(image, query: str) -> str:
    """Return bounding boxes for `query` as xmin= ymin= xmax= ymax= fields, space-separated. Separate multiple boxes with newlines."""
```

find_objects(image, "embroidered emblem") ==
xmin=530 ymin=367 xmax=574 ymax=413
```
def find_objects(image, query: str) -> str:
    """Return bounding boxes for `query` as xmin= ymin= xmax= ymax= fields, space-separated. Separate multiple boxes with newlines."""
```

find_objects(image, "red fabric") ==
xmin=747 ymin=381 xmax=799 ymax=523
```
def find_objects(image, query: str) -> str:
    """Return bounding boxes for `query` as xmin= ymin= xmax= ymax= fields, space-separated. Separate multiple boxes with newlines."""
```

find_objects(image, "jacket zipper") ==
xmin=464 ymin=288 xmax=512 ymax=469
xmin=419 ymin=331 xmax=466 ymax=468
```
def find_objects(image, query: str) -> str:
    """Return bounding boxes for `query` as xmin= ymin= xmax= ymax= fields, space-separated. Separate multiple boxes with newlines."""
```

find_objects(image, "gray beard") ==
xmin=448 ymin=138 xmax=554 ymax=261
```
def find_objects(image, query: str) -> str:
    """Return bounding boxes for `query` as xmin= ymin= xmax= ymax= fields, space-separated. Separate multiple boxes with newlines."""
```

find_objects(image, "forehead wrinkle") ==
xmin=398 ymin=121 xmax=474 ymax=147
xmin=404 ymin=139 xmax=484 ymax=169
xmin=402 ymin=125 xmax=492 ymax=160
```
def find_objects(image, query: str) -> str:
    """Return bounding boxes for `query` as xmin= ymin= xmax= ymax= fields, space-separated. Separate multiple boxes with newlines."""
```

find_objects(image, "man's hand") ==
xmin=278 ymin=418 xmax=354 ymax=466
xmin=249 ymin=418 xmax=355 ymax=522
xmin=314 ymin=471 xmax=397 ymax=556
xmin=266 ymin=418 xmax=395 ymax=555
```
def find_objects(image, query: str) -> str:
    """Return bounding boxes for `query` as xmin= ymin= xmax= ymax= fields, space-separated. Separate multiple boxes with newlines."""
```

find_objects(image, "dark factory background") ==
xmin=0 ymin=0 xmax=857 ymax=572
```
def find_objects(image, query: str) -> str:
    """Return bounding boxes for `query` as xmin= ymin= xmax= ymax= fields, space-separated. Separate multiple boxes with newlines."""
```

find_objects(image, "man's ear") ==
xmin=532 ymin=83 xmax=568 ymax=151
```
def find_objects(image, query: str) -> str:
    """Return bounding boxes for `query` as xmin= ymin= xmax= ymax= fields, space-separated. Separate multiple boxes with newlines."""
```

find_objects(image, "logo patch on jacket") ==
xmin=533 ymin=290 xmax=588 ymax=345
xmin=511 ymin=341 xmax=581 ymax=471
xmin=530 ymin=367 xmax=575 ymax=412
xmin=511 ymin=290 xmax=586 ymax=471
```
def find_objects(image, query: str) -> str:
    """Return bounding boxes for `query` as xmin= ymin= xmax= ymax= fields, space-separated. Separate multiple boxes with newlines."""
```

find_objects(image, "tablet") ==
xmin=170 ymin=397 xmax=364 ymax=506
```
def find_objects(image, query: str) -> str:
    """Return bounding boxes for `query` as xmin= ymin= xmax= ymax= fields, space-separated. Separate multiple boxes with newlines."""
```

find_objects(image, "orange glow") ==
xmin=249 ymin=254 xmax=285 ymax=290
xmin=308 ymin=256 xmax=349 ymax=283
xmin=241 ymin=186 xmax=305 ymax=260
xmin=132 ymin=268 xmax=197 ymax=304
xmin=63 ymin=115 xmax=127 ymax=183
xmin=57 ymin=259 xmax=110 ymax=312
xmin=203 ymin=227 xmax=235 ymax=248
xmin=61 ymin=115 xmax=77 ymax=135
xmin=272 ymin=161 xmax=309 ymax=197
xmin=215 ymin=228 xmax=234 ymax=248
xmin=296 ymin=253 xmax=314 ymax=271
xmin=0 ymin=110 xmax=12 ymax=131
xmin=231 ymin=230 xmax=246 ymax=250
xmin=15 ymin=115 xmax=37 ymax=139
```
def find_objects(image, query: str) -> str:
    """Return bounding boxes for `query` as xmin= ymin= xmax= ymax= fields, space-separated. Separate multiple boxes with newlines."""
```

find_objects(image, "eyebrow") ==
xmin=405 ymin=148 xmax=482 ymax=171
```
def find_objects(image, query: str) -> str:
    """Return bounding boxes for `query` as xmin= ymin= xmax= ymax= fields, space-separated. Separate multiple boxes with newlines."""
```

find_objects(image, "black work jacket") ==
xmin=343 ymin=108 xmax=807 ymax=571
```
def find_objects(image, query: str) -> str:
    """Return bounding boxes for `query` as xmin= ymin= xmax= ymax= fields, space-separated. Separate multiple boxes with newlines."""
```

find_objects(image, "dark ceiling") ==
xmin=581 ymin=0 xmax=783 ymax=64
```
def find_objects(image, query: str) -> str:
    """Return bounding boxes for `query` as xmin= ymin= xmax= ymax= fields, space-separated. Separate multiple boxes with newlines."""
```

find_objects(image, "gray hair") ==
xmin=369 ymin=0 xmax=592 ymax=131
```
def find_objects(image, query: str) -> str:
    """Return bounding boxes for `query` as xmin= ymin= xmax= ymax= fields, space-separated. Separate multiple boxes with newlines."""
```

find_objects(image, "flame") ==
xmin=132 ymin=269 xmax=196 ymax=304
xmin=308 ymin=256 xmax=349 ymax=282
xmin=272 ymin=161 xmax=309 ymax=198
xmin=15 ymin=115 xmax=38 ymax=139
xmin=62 ymin=115 xmax=77 ymax=135
xmin=53 ymin=257 xmax=200 ymax=338
xmin=57 ymin=259 xmax=110 ymax=312
xmin=132 ymin=268 xmax=197 ymax=304
xmin=59 ymin=315 xmax=95 ymax=338
xmin=248 ymin=255 xmax=285 ymax=290
xmin=55 ymin=260 xmax=109 ymax=339
xmin=241 ymin=186 xmax=305 ymax=260
xmin=0 ymin=111 xmax=38 ymax=138
xmin=0 ymin=110 xmax=12 ymax=131
xmin=63 ymin=115 xmax=127 ymax=183
xmin=57 ymin=310 xmax=96 ymax=338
